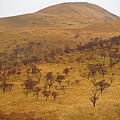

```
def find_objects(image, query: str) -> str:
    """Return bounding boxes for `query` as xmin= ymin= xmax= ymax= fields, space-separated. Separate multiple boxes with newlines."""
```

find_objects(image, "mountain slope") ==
xmin=0 ymin=2 xmax=120 ymax=29
xmin=0 ymin=2 xmax=120 ymax=50
xmin=38 ymin=2 xmax=120 ymax=20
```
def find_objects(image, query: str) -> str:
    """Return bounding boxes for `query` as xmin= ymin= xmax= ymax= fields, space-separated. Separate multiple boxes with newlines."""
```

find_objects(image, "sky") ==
xmin=0 ymin=0 xmax=120 ymax=18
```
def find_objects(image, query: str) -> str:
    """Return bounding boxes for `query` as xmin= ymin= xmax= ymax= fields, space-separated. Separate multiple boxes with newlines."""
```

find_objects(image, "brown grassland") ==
xmin=0 ymin=2 xmax=120 ymax=120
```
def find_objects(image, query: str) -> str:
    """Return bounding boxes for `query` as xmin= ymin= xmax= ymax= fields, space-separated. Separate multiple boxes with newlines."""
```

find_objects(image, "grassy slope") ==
xmin=0 ymin=3 xmax=120 ymax=57
xmin=0 ymin=49 xmax=120 ymax=120
xmin=0 ymin=2 xmax=120 ymax=120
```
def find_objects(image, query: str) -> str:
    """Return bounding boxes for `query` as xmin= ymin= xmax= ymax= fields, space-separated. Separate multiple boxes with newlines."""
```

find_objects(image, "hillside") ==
xmin=0 ymin=2 xmax=120 ymax=51
xmin=0 ymin=2 xmax=120 ymax=59
xmin=39 ymin=2 xmax=120 ymax=22
xmin=0 ymin=2 xmax=120 ymax=28
xmin=0 ymin=35 xmax=120 ymax=120
xmin=0 ymin=2 xmax=120 ymax=120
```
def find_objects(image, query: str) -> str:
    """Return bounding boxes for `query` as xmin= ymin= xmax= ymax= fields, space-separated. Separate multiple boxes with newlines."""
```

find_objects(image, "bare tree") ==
xmin=90 ymin=87 xmax=99 ymax=107
xmin=56 ymin=75 xmax=65 ymax=85
xmin=0 ymin=82 xmax=14 ymax=93
xmin=33 ymin=87 xmax=41 ymax=99
xmin=51 ymin=91 xmax=59 ymax=101
xmin=75 ymin=79 xmax=80 ymax=85
xmin=22 ymin=79 xmax=39 ymax=92
xmin=109 ymin=73 xmax=115 ymax=84
xmin=95 ymin=80 xmax=110 ymax=94
xmin=99 ymin=68 xmax=107 ymax=77
xmin=23 ymin=88 xmax=30 ymax=97
xmin=55 ymin=85 xmax=66 ymax=93
xmin=31 ymin=67 xmax=42 ymax=83
xmin=42 ymin=90 xmax=51 ymax=101
xmin=63 ymin=68 xmax=69 ymax=76
xmin=45 ymin=72 xmax=53 ymax=82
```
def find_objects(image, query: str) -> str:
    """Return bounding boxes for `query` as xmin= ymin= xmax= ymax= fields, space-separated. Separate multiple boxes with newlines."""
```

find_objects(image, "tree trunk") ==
xmin=93 ymin=102 xmax=96 ymax=107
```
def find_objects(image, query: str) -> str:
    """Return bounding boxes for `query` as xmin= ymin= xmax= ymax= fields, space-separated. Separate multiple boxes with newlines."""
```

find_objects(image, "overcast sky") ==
xmin=0 ymin=0 xmax=120 ymax=18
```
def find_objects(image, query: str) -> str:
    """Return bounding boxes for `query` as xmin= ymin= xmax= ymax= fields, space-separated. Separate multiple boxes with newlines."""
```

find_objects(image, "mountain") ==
xmin=0 ymin=2 xmax=120 ymax=28
xmin=0 ymin=2 xmax=120 ymax=50
xmin=39 ymin=2 xmax=120 ymax=21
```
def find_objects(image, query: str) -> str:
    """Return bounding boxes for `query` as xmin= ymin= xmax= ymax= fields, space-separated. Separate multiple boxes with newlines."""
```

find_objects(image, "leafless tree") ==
xmin=56 ymin=75 xmax=65 ymax=85
xmin=31 ymin=67 xmax=42 ymax=83
xmin=45 ymin=72 xmax=53 ymax=81
xmin=99 ymin=68 xmax=107 ymax=77
xmin=55 ymin=85 xmax=66 ymax=93
xmin=22 ymin=79 xmax=39 ymax=92
xmin=33 ymin=87 xmax=41 ymax=99
xmin=51 ymin=91 xmax=59 ymax=101
xmin=0 ymin=82 xmax=14 ymax=93
xmin=90 ymin=87 xmax=99 ymax=107
xmin=23 ymin=88 xmax=30 ymax=97
xmin=42 ymin=90 xmax=51 ymax=101
xmin=94 ymin=80 xmax=110 ymax=94
xmin=63 ymin=68 xmax=69 ymax=76
xmin=46 ymin=80 xmax=54 ymax=90
xmin=109 ymin=73 xmax=115 ymax=84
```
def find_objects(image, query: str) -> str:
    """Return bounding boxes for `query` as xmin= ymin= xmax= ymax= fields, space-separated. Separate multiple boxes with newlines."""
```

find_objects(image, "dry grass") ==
xmin=0 ymin=50 xmax=120 ymax=119
xmin=0 ymin=2 xmax=120 ymax=120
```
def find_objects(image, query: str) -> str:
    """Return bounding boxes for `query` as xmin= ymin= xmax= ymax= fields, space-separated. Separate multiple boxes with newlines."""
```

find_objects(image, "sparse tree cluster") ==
xmin=0 ymin=35 xmax=119 ymax=110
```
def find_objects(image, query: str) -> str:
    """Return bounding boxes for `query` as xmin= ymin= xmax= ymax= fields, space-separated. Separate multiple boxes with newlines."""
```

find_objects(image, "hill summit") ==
xmin=38 ymin=2 xmax=120 ymax=21
xmin=0 ymin=2 xmax=120 ymax=28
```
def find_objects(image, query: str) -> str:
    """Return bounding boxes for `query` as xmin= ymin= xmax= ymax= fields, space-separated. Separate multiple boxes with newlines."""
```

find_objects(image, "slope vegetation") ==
xmin=0 ymin=2 xmax=120 ymax=28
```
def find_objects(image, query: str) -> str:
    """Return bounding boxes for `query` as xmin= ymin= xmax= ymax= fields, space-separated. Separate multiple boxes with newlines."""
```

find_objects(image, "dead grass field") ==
xmin=0 ymin=2 xmax=120 ymax=120
xmin=0 ymin=49 xmax=120 ymax=120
